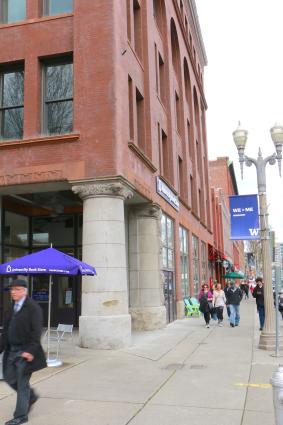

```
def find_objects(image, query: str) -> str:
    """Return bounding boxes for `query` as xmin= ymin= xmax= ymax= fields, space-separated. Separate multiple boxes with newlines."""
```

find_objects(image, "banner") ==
xmin=229 ymin=194 xmax=260 ymax=240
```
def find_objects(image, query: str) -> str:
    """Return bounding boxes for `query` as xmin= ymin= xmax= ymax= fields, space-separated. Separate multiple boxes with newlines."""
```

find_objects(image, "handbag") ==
xmin=208 ymin=301 xmax=215 ymax=314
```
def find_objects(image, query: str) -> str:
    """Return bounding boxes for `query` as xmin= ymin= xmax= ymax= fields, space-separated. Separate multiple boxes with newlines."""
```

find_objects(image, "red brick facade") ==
xmin=0 ymin=0 xmax=213 ymax=329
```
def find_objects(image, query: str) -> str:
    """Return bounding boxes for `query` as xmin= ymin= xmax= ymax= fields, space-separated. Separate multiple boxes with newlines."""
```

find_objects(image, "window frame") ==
xmin=192 ymin=233 xmax=200 ymax=295
xmin=0 ymin=64 xmax=24 ymax=140
xmin=43 ymin=0 xmax=73 ymax=16
xmin=0 ymin=0 xmax=26 ymax=24
xmin=41 ymin=56 xmax=73 ymax=136
xmin=179 ymin=226 xmax=189 ymax=297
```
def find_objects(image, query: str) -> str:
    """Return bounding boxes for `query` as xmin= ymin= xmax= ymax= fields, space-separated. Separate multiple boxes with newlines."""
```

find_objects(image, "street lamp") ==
xmin=233 ymin=122 xmax=283 ymax=350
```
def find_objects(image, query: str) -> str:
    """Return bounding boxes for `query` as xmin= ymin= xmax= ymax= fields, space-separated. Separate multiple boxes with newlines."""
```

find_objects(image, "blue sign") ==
xmin=156 ymin=177 xmax=179 ymax=211
xmin=229 ymin=194 xmax=260 ymax=240
xmin=32 ymin=290 xmax=49 ymax=302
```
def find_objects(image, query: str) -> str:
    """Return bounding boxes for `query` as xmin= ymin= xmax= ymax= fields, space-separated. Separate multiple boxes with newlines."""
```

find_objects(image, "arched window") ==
xmin=153 ymin=0 xmax=166 ymax=35
xmin=170 ymin=19 xmax=181 ymax=79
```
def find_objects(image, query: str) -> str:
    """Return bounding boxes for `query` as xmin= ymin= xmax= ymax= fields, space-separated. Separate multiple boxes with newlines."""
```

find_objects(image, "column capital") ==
xmin=72 ymin=180 xmax=133 ymax=201
xmin=132 ymin=203 xmax=162 ymax=219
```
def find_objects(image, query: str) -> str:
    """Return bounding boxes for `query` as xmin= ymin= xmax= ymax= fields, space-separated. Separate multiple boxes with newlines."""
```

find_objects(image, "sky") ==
xmin=196 ymin=0 xmax=283 ymax=242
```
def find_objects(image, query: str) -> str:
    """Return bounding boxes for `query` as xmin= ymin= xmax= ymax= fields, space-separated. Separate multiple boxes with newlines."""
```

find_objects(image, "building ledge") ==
xmin=0 ymin=133 xmax=80 ymax=149
xmin=128 ymin=141 xmax=157 ymax=172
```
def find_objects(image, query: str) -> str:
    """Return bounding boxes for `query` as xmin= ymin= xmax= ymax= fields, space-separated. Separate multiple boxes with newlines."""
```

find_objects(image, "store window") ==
xmin=42 ymin=59 xmax=73 ymax=135
xmin=201 ymin=241 xmax=207 ymax=284
xmin=4 ymin=211 xmax=28 ymax=247
xmin=179 ymin=226 xmax=188 ymax=297
xmin=161 ymin=214 xmax=174 ymax=269
xmin=192 ymin=234 xmax=199 ymax=295
xmin=0 ymin=68 xmax=24 ymax=140
xmin=43 ymin=0 xmax=73 ymax=16
xmin=0 ymin=0 xmax=25 ymax=24
xmin=32 ymin=216 xmax=75 ymax=247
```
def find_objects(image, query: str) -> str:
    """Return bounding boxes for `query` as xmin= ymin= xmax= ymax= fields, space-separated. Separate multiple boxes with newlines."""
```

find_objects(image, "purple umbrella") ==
xmin=0 ymin=247 xmax=97 ymax=276
xmin=0 ymin=247 xmax=97 ymax=366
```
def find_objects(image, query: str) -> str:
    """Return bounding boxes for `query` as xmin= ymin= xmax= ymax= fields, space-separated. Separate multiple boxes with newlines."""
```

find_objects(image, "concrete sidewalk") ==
xmin=0 ymin=299 xmax=280 ymax=424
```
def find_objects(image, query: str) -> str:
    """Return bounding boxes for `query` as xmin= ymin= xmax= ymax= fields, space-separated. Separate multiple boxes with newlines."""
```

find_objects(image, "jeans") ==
xmin=230 ymin=304 xmax=240 ymax=325
xmin=257 ymin=304 xmax=265 ymax=329
xmin=216 ymin=306 xmax=224 ymax=322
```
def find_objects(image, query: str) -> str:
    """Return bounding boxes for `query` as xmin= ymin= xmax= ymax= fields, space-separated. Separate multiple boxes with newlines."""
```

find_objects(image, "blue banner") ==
xmin=229 ymin=194 xmax=260 ymax=240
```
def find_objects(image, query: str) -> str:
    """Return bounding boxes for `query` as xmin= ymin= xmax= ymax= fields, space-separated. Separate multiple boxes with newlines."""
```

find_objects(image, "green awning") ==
xmin=224 ymin=271 xmax=245 ymax=279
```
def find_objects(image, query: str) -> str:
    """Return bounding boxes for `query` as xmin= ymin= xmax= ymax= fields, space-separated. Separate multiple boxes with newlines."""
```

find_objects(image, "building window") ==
xmin=161 ymin=214 xmax=174 ymax=270
xmin=192 ymin=234 xmax=199 ymax=295
xmin=178 ymin=156 xmax=184 ymax=198
xmin=43 ymin=60 xmax=73 ymax=135
xmin=161 ymin=129 xmax=170 ymax=181
xmin=158 ymin=52 xmax=165 ymax=104
xmin=180 ymin=0 xmax=184 ymax=19
xmin=128 ymin=76 xmax=134 ymax=140
xmin=179 ymin=226 xmax=189 ymax=297
xmin=126 ymin=0 xmax=131 ymax=40
xmin=136 ymin=87 xmax=144 ymax=149
xmin=133 ymin=0 xmax=142 ymax=60
xmin=43 ymin=0 xmax=73 ymax=16
xmin=0 ymin=68 xmax=24 ymax=140
xmin=175 ymin=91 xmax=181 ymax=134
xmin=0 ymin=0 xmax=25 ymax=23
xmin=201 ymin=241 xmax=207 ymax=284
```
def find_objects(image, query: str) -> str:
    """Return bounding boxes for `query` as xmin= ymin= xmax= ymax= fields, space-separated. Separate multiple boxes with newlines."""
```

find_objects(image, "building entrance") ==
xmin=163 ymin=270 xmax=176 ymax=323
xmin=0 ymin=191 xmax=83 ymax=327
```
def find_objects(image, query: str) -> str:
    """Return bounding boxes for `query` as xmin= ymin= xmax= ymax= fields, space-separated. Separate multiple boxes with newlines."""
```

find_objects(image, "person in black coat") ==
xmin=0 ymin=279 xmax=47 ymax=425
xmin=252 ymin=276 xmax=265 ymax=331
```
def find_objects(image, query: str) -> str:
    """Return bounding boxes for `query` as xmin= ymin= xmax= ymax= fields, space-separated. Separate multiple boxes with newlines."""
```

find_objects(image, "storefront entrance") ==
xmin=0 ymin=191 xmax=83 ymax=327
xmin=163 ymin=270 xmax=176 ymax=323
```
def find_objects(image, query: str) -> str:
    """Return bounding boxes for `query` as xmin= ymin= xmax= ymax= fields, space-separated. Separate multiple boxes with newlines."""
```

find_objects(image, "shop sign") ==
xmin=156 ymin=177 xmax=179 ymax=211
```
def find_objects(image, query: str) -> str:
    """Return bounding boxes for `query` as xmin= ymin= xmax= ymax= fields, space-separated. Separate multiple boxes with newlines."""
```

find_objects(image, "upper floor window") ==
xmin=43 ymin=0 xmax=73 ymax=16
xmin=0 ymin=0 xmax=26 ymax=24
xmin=42 ymin=59 xmax=73 ymax=135
xmin=0 ymin=68 xmax=24 ymax=140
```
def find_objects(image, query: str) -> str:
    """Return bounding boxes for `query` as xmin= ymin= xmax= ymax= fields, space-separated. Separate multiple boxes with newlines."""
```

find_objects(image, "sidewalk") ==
xmin=0 ymin=299 xmax=280 ymax=424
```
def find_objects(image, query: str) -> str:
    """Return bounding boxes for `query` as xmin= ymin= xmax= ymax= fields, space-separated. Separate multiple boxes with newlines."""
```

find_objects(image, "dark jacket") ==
xmin=198 ymin=290 xmax=213 ymax=313
xmin=252 ymin=284 xmax=264 ymax=306
xmin=226 ymin=286 xmax=243 ymax=305
xmin=0 ymin=297 xmax=47 ymax=373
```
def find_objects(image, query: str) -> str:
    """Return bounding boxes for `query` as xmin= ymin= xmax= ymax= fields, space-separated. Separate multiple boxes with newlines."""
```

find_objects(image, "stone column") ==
xmin=129 ymin=203 xmax=166 ymax=330
xmin=72 ymin=180 xmax=133 ymax=349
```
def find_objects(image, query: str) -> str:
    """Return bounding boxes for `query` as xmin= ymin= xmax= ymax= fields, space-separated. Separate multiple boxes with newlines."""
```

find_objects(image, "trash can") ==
xmin=270 ymin=365 xmax=283 ymax=425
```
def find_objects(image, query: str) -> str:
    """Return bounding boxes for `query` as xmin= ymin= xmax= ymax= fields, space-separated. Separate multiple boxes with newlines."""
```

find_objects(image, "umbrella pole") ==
xmin=47 ymin=275 xmax=62 ymax=367
xmin=47 ymin=275 xmax=52 ymax=362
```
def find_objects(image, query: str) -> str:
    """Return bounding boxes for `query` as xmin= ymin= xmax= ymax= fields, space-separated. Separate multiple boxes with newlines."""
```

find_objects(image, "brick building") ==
xmin=0 ymin=0 xmax=213 ymax=349
xmin=209 ymin=157 xmax=245 ymax=280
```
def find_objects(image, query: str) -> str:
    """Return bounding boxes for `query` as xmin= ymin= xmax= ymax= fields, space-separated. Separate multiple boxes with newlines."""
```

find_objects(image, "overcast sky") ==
xmin=196 ymin=0 xmax=283 ymax=242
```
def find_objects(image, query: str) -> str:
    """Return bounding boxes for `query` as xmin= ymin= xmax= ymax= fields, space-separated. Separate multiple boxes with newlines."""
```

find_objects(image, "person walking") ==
xmin=224 ymin=282 xmax=231 ymax=318
xmin=198 ymin=284 xmax=213 ymax=328
xmin=252 ymin=276 xmax=265 ymax=331
xmin=0 ymin=279 xmax=47 ymax=425
xmin=213 ymin=282 xmax=226 ymax=326
xmin=226 ymin=280 xmax=243 ymax=327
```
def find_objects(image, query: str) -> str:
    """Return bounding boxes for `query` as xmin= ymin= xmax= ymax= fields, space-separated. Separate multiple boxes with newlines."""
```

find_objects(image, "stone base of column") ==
xmin=129 ymin=306 xmax=166 ymax=331
xmin=176 ymin=300 xmax=185 ymax=319
xmin=258 ymin=332 xmax=283 ymax=351
xmin=79 ymin=314 xmax=131 ymax=349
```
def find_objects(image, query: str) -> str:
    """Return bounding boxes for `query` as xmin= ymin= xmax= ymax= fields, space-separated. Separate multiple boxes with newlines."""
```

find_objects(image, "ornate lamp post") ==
xmin=233 ymin=123 xmax=283 ymax=350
